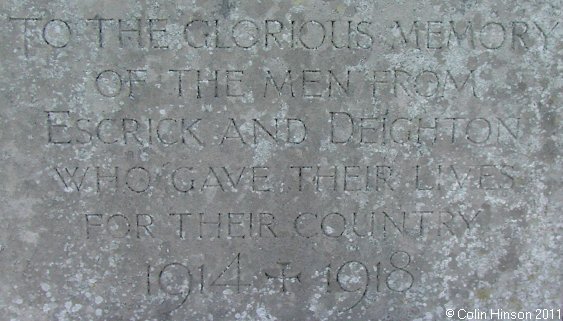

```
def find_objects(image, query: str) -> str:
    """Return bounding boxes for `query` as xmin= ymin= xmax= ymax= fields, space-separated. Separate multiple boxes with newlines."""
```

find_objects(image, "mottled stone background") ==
xmin=0 ymin=0 xmax=561 ymax=320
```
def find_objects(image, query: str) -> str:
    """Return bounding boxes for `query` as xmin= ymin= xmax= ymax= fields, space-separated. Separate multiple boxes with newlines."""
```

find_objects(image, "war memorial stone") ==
xmin=0 ymin=0 xmax=561 ymax=320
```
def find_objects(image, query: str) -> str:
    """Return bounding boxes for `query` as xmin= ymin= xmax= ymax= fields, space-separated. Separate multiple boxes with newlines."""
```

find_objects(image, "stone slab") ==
xmin=0 ymin=0 xmax=561 ymax=320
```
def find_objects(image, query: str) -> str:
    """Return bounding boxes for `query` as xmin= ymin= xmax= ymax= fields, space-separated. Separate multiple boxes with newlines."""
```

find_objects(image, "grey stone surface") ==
xmin=0 ymin=0 xmax=561 ymax=320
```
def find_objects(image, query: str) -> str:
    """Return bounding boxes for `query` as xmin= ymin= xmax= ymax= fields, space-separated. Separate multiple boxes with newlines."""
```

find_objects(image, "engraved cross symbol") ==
xmin=265 ymin=262 xmax=301 ymax=293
